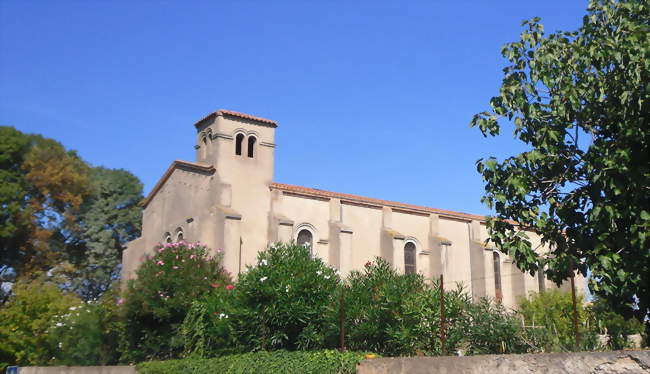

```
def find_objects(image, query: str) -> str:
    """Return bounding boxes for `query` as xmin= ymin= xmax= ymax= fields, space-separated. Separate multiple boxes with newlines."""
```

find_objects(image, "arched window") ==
xmin=247 ymin=136 xmax=256 ymax=158
xmin=175 ymin=227 xmax=184 ymax=242
xmin=297 ymin=229 xmax=313 ymax=251
xmin=493 ymin=251 xmax=502 ymax=302
xmin=164 ymin=232 xmax=172 ymax=243
xmin=200 ymin=135 xmax=208 ymax=160
xmin=404 ymin=242 xmax=416 ymax=274
xmin=235 ymin=133 xmax=244 ymax=156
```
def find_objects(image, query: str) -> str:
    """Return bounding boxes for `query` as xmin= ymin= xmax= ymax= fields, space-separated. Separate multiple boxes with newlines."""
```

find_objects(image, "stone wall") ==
xmin=357 ymin=350 xmax=650 ymax=374
xmin=19 ymin=367 xmax=135 ymax=374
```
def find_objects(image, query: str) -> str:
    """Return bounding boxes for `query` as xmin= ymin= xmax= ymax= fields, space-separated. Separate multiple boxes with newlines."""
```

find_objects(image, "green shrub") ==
xmin=181 ymin=242 xmax=342 ymax=356
xmin=137 ymin=350 xmax=372 ymax=374
xmin=343 ymin=258 xmax=470 ymax=356
xmin=0 ymin=277 xmax=80 ymax=369
xmin=518 ymin=289 xmax=600 ymax=352
xmin=47 ymin=286 xmax=122 ymax=366
xmin=120 ymin=241 xmax=230 ymax=362
xmin=459 ymin=298 xmax=529 ymax=355
xmin=588 ymin=297 xmax=646 ymax=350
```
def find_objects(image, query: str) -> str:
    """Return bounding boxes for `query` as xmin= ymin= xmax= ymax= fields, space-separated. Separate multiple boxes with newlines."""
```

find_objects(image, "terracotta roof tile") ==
xmin=194 ymin=109 xmax=277 ymax=128
xmin=270 ymin=182 xmax=489 ymax=222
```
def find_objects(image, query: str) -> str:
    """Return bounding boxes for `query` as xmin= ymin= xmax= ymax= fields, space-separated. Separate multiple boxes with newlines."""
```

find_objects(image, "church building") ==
xmin=122 ymin=109 xmax=577 ymax=308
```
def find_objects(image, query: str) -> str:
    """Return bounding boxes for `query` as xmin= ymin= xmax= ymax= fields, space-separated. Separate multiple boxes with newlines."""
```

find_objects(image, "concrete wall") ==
xmin=19 ymin=367 xmax=135 ymax=374
xmin=357 ymin=350 xmax=650 ymax=374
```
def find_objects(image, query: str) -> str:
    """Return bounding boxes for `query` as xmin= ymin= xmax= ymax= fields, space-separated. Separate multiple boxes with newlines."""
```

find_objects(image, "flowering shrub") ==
xmin=47 ymin=287 xmax=122 ymax=366
xmin=0 ymin=277 xmax=80 ymax=369
xmin=120 ymin=241 xmax=230 ymax=362
xmin=182 ymin=242 xmax=341 ymax=356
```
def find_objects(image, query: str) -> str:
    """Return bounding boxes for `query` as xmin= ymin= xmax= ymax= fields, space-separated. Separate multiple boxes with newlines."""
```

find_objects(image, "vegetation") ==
xmin=0 ymin=126 xmax=143 ymax=303
xmin=182 ymin=242 xmax=340 ymax=356
xmin=120 ymin=241 xmax=230 ymax=363
xmin=471 ymin=0 xmax=649 ymax=329
xmin=137 ymin=350 xmax=372 ymax=374
xmin=518 ymin=289 xmax=600 ymax=351
xmin=0 ymin=277 xmax=80 ymax=369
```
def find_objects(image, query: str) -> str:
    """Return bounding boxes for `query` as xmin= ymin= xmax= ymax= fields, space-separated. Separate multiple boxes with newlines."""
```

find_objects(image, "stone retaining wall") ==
xmin=19 ymin=367 xmax=135 ymax=374
xmin=357 ymin=350 xmax=650 ymax=374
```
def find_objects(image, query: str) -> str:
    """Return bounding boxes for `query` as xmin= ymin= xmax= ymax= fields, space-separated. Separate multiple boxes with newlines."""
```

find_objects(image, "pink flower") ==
xmin=210 ymin=283 xmax=220 ymax=288
xmin=158 ymin=247 xmax=165 ymax=253
xmin=226 ymin=285 xmax=235 ymax=290
xmin=157 ymin=260 xmax=164 ymax=266
xmin=116 ymin=298 xmax=124 ymax=305
xmin=172 ymin=266 xmax=179 ymax=270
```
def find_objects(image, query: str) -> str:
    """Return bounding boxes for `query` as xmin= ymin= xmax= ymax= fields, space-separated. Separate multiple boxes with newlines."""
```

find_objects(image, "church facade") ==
xmin=122 ymin=109 xmax=577 ymax=308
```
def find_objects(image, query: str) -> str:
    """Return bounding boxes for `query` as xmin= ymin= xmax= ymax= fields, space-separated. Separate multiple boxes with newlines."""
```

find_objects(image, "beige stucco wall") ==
xmin=122 ymin=109 xmax=582 ymax=309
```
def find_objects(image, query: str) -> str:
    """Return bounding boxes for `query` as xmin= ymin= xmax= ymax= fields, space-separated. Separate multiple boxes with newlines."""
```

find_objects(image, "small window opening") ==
xmin=200 ymin=136 xmax=208 ymax=160
xmin=297 ymin=229 xmax=313 ymax=253
xmin=177 ymin=232 xmax=184 ymax=242
xmin=164 ymin=233 xmax=172 ymax=243
xmin=247 ymin=136 xmax=256 ymax=158
xmin=404 ymin=242 xmax=416 ymax=274
xmin=235 ymin=133 xmax=244 ymax=156
xmin=493 ymin=252 xmax=502 ymax=302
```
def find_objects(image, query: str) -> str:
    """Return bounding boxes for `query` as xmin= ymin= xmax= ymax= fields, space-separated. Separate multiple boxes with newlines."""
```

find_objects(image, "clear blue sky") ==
xmin=1 ymin=1 xmax=588 ymax=216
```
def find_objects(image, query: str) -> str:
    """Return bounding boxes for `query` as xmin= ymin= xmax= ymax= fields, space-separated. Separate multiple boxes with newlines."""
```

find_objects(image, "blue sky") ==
xmin=0 ymin=1 xmax=588 ymax=216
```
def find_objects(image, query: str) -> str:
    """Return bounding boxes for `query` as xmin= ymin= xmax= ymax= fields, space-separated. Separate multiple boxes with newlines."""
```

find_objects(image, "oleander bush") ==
xmin=181 ymin=242 xmax=341 ymax=355
xmin=459 ymin=298 xmax=529 ymax=355
xmin=137 ymin=350 xmax=372 ymax=374
xmin=343 ymin=258 xmax=470 ymax=356
xmin=120 ymin=241 xmax=231 ymax=362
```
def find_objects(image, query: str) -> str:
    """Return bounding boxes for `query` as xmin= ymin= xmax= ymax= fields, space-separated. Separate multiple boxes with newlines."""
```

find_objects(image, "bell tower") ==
xmin=193 ymin=109 xmax=277 ymax=272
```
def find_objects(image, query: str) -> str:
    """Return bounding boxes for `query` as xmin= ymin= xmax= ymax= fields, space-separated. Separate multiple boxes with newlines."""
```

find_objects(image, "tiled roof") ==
xmin=270 ymin=182 xmax=489 ymax=222
xmin=141 ymin=160 xmax=216 ymax=208
xmin=194 ymin=109 xmax=277 ymax=128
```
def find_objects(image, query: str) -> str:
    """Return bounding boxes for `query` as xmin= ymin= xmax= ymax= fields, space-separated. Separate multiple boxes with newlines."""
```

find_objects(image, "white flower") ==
xmin=219 ymin=313 xmax=228 ymax=319
xmin=324 ymin=275 xmax=330 ymax=280
xmin=58 ymin=342 xmax=63 ymax=348
xmin=69 ymin=306 xmax=77 ymax=311
xmin=316 ymin=270 xmax=322 ymax=275
xmin=285 ymin=285 xmax=290 ymax=292
xmin=260 ymin=276 xmax=268 ymax=282
xmin=56 ymin=322 xmax=63 ymax=327
xmin=260 ymin=259 xmax=268 ymax=266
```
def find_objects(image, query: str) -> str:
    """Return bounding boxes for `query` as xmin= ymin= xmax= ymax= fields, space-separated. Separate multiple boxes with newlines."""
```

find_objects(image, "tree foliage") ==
xmin=0 ymin=277 xmax=80 ymax=369
xmin=0 ymin=126 xmax=143 ymax=301
xmin=64 ymin=167 xmax=143 ymax=300
xmin=470 ymin=0 xmax=649 ymax=323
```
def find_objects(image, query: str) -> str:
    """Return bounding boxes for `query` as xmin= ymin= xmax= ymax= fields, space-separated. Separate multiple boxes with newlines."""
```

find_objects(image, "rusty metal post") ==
xmin=440 ymin=274 xmax=446 ymax=355
xmin=569 ymin=258 xmax=581 ymax=350
xmin=339 ymin=285 xmax=346 ymax=352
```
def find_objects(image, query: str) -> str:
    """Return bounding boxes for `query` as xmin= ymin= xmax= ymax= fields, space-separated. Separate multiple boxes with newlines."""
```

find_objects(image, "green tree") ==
xmin=470 ymin=0 xmax=649 ymax=326
xmin=0 ymin=277 xmax=80 ymax=369
xmin=517 ymin=290 xmax=599 ymax=352
xmin=64 ymin=167 xmax=143 ymax=300
xmin=0 ymin=127 xmax=32 ymax=302
xmin=0 ymin=127 xmax=90 ymax=291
